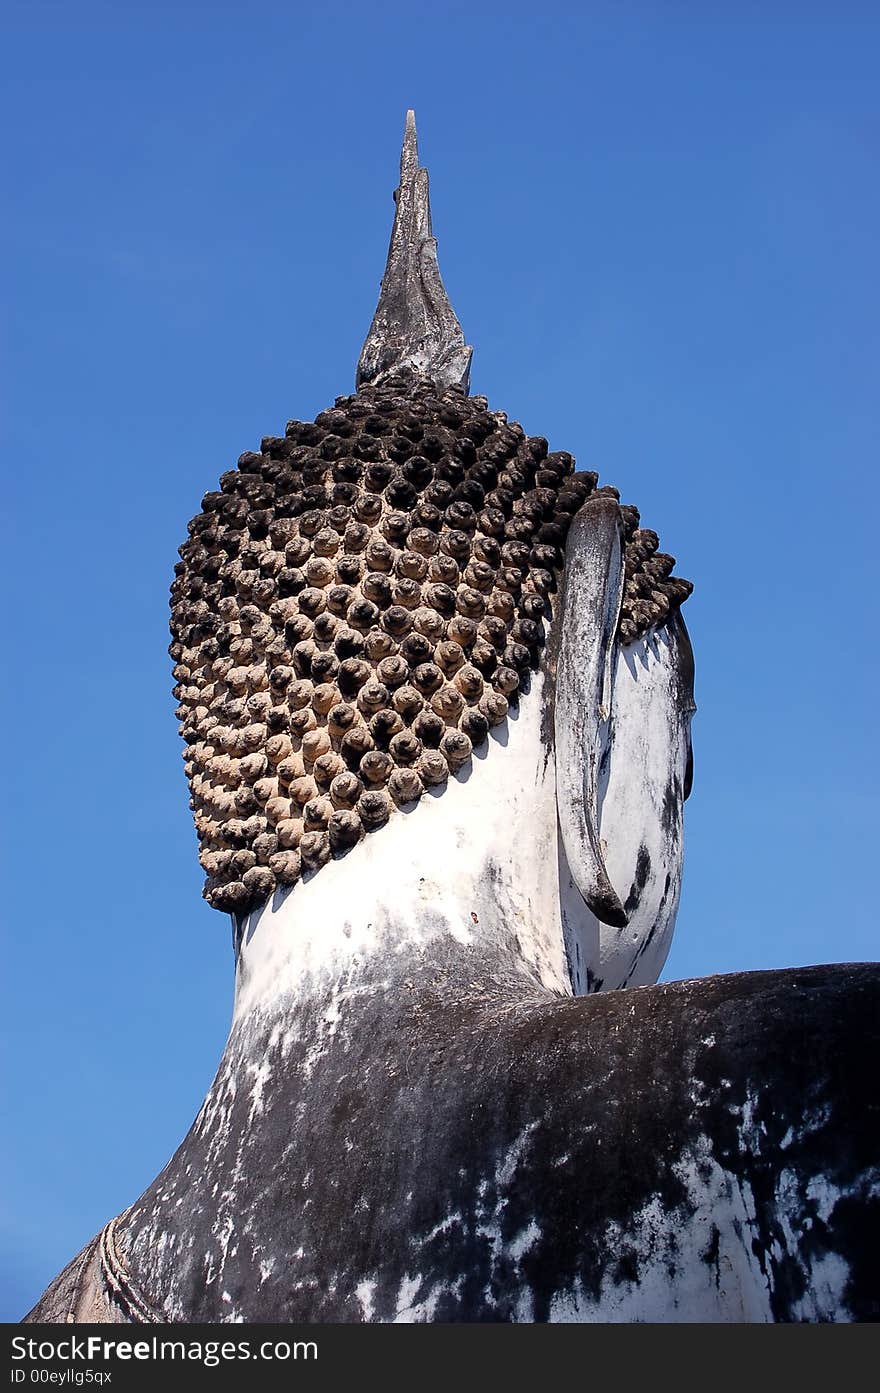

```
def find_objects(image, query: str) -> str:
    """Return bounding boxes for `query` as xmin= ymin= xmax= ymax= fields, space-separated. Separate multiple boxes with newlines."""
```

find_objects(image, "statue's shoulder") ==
xmin=22 ymin=1233 xmax=121 ymax=1323
xmin=440 ymin=964 xmax=880 ymax=1322
xmin=22 ymin=1215 xmax=164 ymax=1325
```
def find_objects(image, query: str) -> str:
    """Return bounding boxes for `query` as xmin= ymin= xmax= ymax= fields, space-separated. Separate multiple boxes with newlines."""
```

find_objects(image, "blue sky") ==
xmin=2 ymin=0 xmax=877 ymax=1320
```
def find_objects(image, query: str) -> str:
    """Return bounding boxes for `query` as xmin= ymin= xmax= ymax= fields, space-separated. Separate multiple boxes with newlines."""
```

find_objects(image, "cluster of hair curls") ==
xmin=169 ymin=372 xmax=692 ymax=914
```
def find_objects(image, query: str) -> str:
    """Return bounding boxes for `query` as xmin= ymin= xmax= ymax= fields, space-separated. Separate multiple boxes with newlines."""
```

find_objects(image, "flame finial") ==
xmin=357 ymin=110 xmax=472 ymax=391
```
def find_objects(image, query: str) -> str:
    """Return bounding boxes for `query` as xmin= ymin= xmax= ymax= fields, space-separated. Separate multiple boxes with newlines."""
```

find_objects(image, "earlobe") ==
xmin=554 ymin=505 xmax=695 ymax=981
xmin=554 ymin=496 xmax=629 ymax=929
xmin=678 ymin=614 xmax=696 ymax=802
xmin=594 ymin=612 xmax=695 ymax=987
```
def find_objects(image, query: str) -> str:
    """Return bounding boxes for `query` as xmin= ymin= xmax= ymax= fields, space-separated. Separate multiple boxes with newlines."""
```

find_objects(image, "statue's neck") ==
xmin=231 ymin=675 xmax=582 ymax=1027
xmin=123 ymin=678 xmax=598 ymax=1318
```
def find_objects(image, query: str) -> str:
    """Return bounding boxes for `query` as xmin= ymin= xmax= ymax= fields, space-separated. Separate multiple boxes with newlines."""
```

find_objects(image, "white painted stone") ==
xmin=234 ymin=621 xmax=692 ymax=1020
xmin=595 ymin=622 xmax=694 ymax=987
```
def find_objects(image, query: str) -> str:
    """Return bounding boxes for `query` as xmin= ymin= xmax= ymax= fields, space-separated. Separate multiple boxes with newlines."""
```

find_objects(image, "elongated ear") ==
xmin=595 ymin=612 xmax=696 ymax=987
xmin=554 ymin=496 xmax=628 ymax=928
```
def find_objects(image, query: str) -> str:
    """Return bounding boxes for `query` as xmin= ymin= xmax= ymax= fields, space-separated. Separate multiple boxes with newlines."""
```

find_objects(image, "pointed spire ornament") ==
xmin=357 ymin=110 xmax=473 ymax=391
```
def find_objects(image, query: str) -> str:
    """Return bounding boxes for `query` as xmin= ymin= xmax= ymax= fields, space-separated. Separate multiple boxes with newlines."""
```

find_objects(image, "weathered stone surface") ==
xmin=25 ymin=963 xmax=880 ymax=1323
xmin=29 ymin=112 xmax=871 ymax=1333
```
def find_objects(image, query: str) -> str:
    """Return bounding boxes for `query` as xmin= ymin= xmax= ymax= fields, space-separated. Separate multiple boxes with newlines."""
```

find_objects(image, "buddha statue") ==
xmin=26 ymin=113 xmax=878 ymax=1324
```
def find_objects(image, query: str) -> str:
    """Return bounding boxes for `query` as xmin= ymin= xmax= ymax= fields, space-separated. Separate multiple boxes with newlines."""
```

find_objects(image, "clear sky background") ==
xmin=2 ymin=0 xmax=877 ymax=1321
